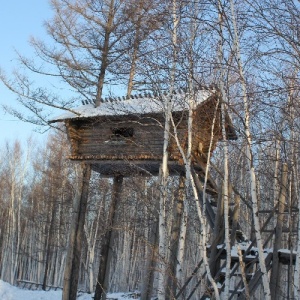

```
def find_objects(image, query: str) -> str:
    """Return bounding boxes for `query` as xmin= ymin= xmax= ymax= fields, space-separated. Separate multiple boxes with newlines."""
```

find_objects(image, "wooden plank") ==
xmin=237 ymin=253 xmax=273 ymax=300
xmin=175 ymin=260 xmax=203 ymax=299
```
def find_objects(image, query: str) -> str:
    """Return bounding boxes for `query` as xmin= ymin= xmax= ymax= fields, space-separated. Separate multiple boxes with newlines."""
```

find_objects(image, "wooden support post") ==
xmin=94 ymin=175 xmax=123 ymax=300
xmin=237 ymin=253 xmax=273 ymax=300
xmin=140 ymin=220 xmax=159 ymax=300
xmin=270 ymin=163 xmax=288 ymax=300
xmin=62 ymin=163 xmax=91 ymax=300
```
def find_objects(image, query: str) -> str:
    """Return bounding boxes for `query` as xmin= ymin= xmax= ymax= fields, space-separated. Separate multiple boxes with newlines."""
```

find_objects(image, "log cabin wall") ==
xmin=66 ymin=115 xmax=166 ymax=161
xmin=58 ymin=91 xmax=237 ymax=178
xmin=192 ymin=96 xmax=222 ymax=163
xmin=168 ymin=96 xmax=223 ymax=164
xmin=65 ymin=96 xmax=228 ymax=169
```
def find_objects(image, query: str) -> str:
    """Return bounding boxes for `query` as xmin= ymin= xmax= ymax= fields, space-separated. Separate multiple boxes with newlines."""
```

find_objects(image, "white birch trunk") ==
xmin=157 ymin=81 xmax=170 ymax=300
xmin=220 ymin=92 xmax=231 ymax=299
xmin=294 ymin=159 xmax=300 ymax=298
xmin=158 ymin=107 xmax=170 ymax=300
xmin=217 ymin=1 xmax=231 ymax=296
xmin=14 ymin=142 xmax=30 ymax=284
xmin=175 ymin=197 xmax=187 ymax=287
xmin=229 ymin=1 xmax=271 ymax=298
xmin=190 ymin=175 xmax=221 ymax=299
xmin=237 ymin=245 xmax=250 ymax=300
xmin=290 ymin=90 xmax=300 ymax=299
xmin=84 ymin=200 xmax=101 ymax=293
xmin=174 ymin=2 xmax=198 ymax=289
xmin=157 ymin=1 xmax=179 ymax=298
xmin=170 ymin=91 xmax=220 ymax=299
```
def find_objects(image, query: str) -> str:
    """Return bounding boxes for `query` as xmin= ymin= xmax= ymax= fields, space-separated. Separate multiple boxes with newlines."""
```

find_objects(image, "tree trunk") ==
xmin=62 ymin=163 xmax=91 ymax=300
xmin=126 ymin=1 xmax=144 ymax=98
xmin=230 ymin=194 xmax=240 ymax=246
xmin=209 ymin=188 xmax=224 ymax=279
xmin=228 ymin=0 xmax=271 ymax=298
xmin=237 ymin=245 xmax=250 ymax=300
xmin=270 ymin=163 xmax=288 ymax=300
xmin=157 ymin=0 xmax=179 ymax=294
xmin=94 ymin=175 xmax=123 ymax=300
xmin=166 ymin=175 xmax=185 ymax=299
xmin=141 ymin=218 xmax=159 ymax=300
xmin=95 ymin=0 xmax=115 ymax=107
xmin=42 ymin=200 xmax=56 ymax=291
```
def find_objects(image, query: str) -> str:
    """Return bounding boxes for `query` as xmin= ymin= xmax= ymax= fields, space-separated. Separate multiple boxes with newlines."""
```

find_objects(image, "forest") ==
xmin=0 ymin=0 xmax=300 ymax=299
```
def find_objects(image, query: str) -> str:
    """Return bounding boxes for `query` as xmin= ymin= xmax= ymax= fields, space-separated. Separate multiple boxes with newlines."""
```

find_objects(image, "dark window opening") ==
xmin=111 ymin=127 xmax=134 ymax=138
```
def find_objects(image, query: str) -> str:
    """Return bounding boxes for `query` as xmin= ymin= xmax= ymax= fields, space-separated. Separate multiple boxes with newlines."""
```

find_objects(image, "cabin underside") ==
xmin=62 ymin=96 xmax=235 ymax=198
xmin=68 ymin=157 xmax=218 ymax=196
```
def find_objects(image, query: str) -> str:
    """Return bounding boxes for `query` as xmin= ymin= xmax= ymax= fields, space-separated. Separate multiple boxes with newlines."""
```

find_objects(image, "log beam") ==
xmin=62 ymin=163 xmax=91 ymax=300
xmin=94 ymin=175 xmax=123 ymax=300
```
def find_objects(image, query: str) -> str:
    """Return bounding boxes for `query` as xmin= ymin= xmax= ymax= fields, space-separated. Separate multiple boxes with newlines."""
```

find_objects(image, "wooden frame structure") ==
xmin=51 ymin=88 xmax=235 ymax=177
xmin=51 ymin=87 xmax=236 ymax=300
xmin=51 ymin=87 xmax=296 ymax=299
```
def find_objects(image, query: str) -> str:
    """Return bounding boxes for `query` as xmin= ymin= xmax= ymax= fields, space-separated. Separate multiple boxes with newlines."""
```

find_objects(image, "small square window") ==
xmin=105 ymin=127 xmax=134 ymax=144
xmin=111 ymin=127 xmax=134 ymax=138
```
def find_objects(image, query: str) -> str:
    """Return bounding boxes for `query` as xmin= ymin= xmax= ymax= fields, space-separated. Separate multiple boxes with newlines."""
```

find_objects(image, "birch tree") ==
xmin=157 ymin=1 xmax=179 ymax=298
xmin=217 ymin=0 xmax=231 ymax=294
xmin=228 ymin=0 xmax=271 ymax=298
xmin=0 ymin=140 xmax=31 ymax=284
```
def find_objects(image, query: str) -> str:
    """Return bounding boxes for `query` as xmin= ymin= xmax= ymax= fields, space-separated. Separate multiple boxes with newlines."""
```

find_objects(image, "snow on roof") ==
xmin=278 ymin=248 xmax=297 ymax=255
xmin=50 ymin=89 xmax=215 ymax=123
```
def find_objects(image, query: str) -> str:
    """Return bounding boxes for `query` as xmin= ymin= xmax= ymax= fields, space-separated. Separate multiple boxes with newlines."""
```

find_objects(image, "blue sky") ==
xmin=0 ymin=1 xmax=52 ymax=144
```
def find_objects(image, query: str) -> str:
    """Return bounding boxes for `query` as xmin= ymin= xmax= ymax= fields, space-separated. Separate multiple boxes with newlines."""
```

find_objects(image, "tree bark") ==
xmin=95 ymin=0 xmax=115 ymax=107
xmin=94 ymin=175 xmax=123 ymax=300
xmin=42 ymin=199 xmax=56 ymax=291
xmin=270 ymin=163 xmax=288 ymax=300
xmin=228 ymin=0 xmax=271 ymax=298
xmin=209 ymin=188 xmax=224 ymax=279
xmin=141 ymin=218 xmax=159 ymax=300
xmin=230 ymin=193 xmax=240 ymax=246
xmin=167 ymin=175 xmax=185 ymax=299
xmin=62 ymin=163 xmax=91 ymax=300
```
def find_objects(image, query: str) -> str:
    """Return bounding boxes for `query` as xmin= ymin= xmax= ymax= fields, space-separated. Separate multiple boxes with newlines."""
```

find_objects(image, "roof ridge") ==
xmin=81 ymin=85 xmax=218 ymax=106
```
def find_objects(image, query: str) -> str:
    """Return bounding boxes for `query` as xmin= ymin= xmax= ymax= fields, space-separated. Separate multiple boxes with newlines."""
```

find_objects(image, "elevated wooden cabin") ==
xmin=50 ymin=88 xmax=236 ymax=181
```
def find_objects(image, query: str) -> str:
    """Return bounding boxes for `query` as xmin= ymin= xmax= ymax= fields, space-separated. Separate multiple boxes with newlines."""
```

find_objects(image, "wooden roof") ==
xmin=50 ymin=88 xmax=217 ymax=123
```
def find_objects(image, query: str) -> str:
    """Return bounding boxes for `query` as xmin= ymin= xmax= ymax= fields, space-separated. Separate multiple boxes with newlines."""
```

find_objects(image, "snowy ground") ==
xmin=0 ymin=280 xmax=140 ymax=300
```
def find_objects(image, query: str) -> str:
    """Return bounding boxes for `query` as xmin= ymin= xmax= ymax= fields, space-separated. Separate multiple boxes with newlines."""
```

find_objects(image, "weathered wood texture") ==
xmin=94 ymin=175 xmax=123 ymax=300
xmin=64 ymin=96 xmax=235 ymax=174
xmin=62 ymin=163 xmax=91 ymax=300
xmin=68 ymin=116 xmax=165 ymax=159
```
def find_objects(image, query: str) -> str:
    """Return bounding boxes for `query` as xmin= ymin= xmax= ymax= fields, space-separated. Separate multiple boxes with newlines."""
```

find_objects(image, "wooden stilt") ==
xmin=62 ymin=163 xmax=91 ymax=300
xmin=140 ymin=220 xmax=159 ymax=300
xmin=94 ymin=175 xmax=123 ymax=300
